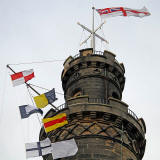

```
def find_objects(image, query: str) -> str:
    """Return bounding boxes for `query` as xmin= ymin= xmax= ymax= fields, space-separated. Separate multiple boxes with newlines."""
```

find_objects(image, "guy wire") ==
xmin=8 ymin=59 xmax=64 ymax=66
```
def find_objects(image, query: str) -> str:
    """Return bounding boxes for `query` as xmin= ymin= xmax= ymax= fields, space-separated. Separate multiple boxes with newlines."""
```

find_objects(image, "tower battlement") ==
xmin=62 ymin=48 xmax=125 ymax=101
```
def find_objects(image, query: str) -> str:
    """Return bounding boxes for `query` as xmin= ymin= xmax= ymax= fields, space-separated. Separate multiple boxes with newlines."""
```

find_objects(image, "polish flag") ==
xmin=10 ymin=69 xmax=34 ymax=87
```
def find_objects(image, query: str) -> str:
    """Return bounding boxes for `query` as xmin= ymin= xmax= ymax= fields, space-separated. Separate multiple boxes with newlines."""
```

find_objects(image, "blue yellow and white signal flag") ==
xmin=33 ymin=88 xmax=57 ymax=108
xmin=19 ymin=105 xmax=43 ymax=119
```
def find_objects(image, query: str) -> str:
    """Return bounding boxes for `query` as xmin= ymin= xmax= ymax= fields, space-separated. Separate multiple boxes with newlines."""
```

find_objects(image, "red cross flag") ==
xmin=96 ymin=6 xmax=150 ymax=18
xmin=10 ymin=69 xmax=34 ymax=87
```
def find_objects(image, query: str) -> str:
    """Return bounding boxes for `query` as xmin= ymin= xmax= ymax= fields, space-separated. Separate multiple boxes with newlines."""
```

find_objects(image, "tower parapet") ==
xmin=40 ymin=48 xmax=146 ymax=160
xmin=62 ymin=48 xmax=125 ymax=101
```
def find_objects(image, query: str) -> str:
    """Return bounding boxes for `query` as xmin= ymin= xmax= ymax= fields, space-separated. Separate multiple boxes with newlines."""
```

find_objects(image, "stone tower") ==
xmin=40 ymin=48 xmax=146 ymax=160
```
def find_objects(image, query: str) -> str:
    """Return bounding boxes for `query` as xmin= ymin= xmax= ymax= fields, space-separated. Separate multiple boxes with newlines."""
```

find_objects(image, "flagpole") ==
xmin=92 ymin=6 xmax=95 ymax=53
xmin=6 ymin=64 xmax=59 ymax=111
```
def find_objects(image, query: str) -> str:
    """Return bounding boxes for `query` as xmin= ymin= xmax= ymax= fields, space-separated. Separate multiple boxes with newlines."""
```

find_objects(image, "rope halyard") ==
xmin=26 ymin=86 xmax=42 ymax=127
xmin=29 ymin=83 xmax=65 ymax=96
xmin=29 ymin=83 xmax=50 ymax=91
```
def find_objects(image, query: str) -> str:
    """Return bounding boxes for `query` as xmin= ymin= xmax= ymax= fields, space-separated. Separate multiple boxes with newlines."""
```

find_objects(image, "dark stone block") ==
xmin=78 ymin=154 xmax=92 ymax=159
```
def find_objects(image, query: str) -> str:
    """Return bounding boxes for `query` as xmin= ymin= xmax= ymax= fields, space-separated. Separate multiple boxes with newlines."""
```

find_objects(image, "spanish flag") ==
xmin=42 ymin=113 xmax=68 ymax=133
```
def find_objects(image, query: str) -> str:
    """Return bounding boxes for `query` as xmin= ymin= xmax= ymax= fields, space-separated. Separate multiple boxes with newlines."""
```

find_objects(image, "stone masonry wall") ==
xmin=43 ymin=138 xmax=136 ymax=160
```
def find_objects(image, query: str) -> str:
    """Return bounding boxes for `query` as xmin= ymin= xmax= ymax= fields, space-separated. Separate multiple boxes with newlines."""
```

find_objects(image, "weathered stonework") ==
xmin=40 ymin=48 xmax=146 ymax=160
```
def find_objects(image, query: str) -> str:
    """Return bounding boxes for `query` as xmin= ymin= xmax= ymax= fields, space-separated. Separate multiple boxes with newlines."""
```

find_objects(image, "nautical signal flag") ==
xmin=19 ymin=105 xmax=43 ymax=119
xmin=42 ymin=113 xmax=68 ymax=133
xmin=25 ymin=138 xmax=78 ymax=159
xmin=96 ymin=6 xmax=150 ymax=19
xmin=51 ymin=138 xmax=78 ymax=159
xmin=25 ymin=138 xmax=52 ymax=159
xmin=33 ymin=88 xmax=57 ymax=108
xmin=10 ymin=69 xmax=34 ymax=87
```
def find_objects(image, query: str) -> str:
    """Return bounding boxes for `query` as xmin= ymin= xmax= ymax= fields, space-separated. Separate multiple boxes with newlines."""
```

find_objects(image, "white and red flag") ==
xmin=10 ymin=69 xmax=34 ymax=87
xmin=96 ymin=6 xmax=150 ymax=18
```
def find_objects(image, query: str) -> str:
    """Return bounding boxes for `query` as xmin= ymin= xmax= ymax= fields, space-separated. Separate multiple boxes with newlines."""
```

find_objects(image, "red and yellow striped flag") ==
xmin=42 ymin=113 xmax=68 ymax=133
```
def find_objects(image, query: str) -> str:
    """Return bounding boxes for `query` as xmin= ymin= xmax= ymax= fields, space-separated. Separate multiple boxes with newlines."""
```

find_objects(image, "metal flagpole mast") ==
xmin=92 ymin=7 xmax=95 ymax=53
xmin=77 ymin=6 xmax=108 ymax=49
xmin=6 ymin=64 xmax=59 ymax=111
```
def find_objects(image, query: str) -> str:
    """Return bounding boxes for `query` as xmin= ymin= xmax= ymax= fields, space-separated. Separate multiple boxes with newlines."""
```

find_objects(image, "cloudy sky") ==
xmin=0 ymin=0 xmax=159 ymax=160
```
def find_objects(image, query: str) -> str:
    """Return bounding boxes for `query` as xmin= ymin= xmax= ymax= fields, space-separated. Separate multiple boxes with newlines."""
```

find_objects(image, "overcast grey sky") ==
xmin=0 ymin=0 xmax=159 ymax=160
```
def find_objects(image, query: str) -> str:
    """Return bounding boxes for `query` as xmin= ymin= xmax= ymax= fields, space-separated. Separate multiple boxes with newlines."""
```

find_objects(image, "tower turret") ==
xmin=40 ymin=48 xmax=146 ymax=160
xmin=62 ymin=48 xmax=125 ymax=101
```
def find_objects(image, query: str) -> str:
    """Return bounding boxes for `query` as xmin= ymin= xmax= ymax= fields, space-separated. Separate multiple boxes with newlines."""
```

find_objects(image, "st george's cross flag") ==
xmin=33 ymin=88 xmax=57 ymax=108
xmin=19 ymin=105 xmax=43 ymax=119
xmin=10 ymin=69 xmax=34 ymax=87
xmin=96 ymin=6 xmax=150 ymax=19
xmin=42 ymin=113 xmax=68 ymax=133
xmin=25 ymin=138 xmax=52 ymax=159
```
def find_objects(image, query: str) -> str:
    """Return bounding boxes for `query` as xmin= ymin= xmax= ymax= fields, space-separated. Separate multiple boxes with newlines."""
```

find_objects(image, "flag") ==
xmin=10 ymin=69 xmax=34 ymax=87
xmin=25 ymin=138 xmax=52 ymax=159
xmin=52 ymin=139 xmax=78 ymax=159
xmin=42 ymin=113 xmax=68 ymax=133
xmin=19 ymin=105 xmax=43 ymax=119
xmin=33 ymin=88 xmax=57 ymax=108
xmin=96 ymin=6 xmax=150 ymax=18
xmin=25 ymin=138 xmax=78 ymax=159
